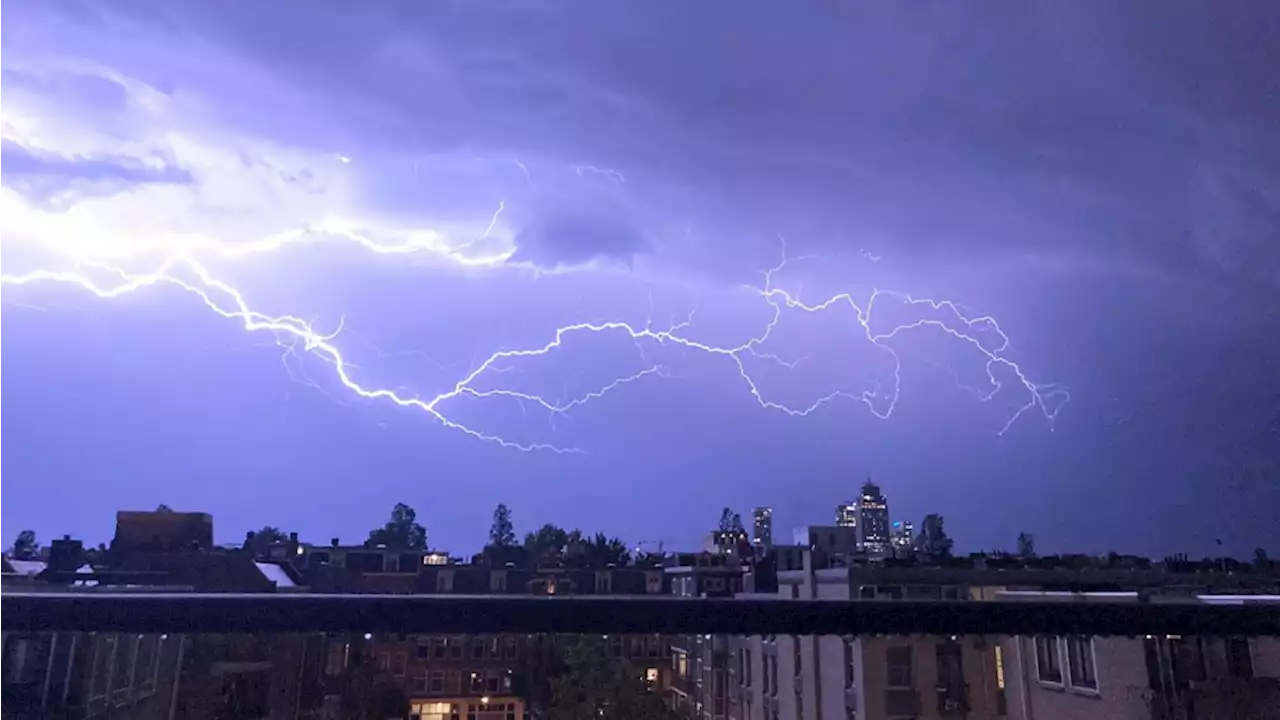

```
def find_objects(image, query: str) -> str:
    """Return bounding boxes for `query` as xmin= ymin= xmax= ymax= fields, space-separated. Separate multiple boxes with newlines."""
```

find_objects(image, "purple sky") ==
xmin=2 ymin=1 xmax=1277 ymax=557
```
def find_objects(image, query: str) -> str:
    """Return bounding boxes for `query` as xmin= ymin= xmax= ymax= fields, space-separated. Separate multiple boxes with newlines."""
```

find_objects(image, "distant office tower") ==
xmin=890 ymin=520 xmax=914 ymax=554
xmin=857 ymin=478 xmax=890 ymax=553
xmin=835 ymin=501 xmax=858 ymax=529
xmin=751 ymin=507 xmax=773 ymax=548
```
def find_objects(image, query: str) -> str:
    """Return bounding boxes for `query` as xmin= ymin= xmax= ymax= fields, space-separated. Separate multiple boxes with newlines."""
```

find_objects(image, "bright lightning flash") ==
xmin=1 ymin=217 xmax=1067 ymax=452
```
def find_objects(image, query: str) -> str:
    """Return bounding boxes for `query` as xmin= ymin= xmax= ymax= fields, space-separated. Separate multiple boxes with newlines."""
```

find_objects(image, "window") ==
xmin=490 ymin=572 xmax=507 ymax=592
xmin=377 ymin=652 xmax=391 ymax=673
xmin=936 ymin=639 xmax=964 ymax=691
xmin=1171 ymin=637 xmax=1207 ymax=683
xmin=393 ymin=652 xmax=408 ymax=677
xmin=469 ymin=671 xmax=483 ymax=693
xmin=326 ymin=641 xmax=347 ymax=676
xmin=471 ymin=639 xmax=485 ymax=660
xmin=1034 ymin=637 xmax=1063 ymax=685
xmin=449 ymin=637 xmax=464 ymax=660
xmin=135 ymin=636 xmax=160 ymax=695
xmin=504 ymin=638 xmax=518 ymax=660
xmin=631 ymin=638 xmax=645 ymax=657
xmin=1227 ymin=637 xmax=1254 ymax=679
xmin=646 ymin=667 xmax=659 ymax=684
xmin=885 ymin=646 xmax=913 ymax=688
xmin=1065 ymin=637 xmax=1097 ymax=691
xmin=768 ymin=655 xmax=778 ymax=697
xmin=994 ymin=644 xmax=1005 ymax=689
xmin=794 ymin=638 xmax=803 ymax=676
xmin=429 ymin=671 xmax=445 ymax=694
xmin=486 ymin=671 xmax=500 ymax=693
xmin=843 ymin=638 xmax=856 ymax=689
xmin=648 ymin=635 xmax=661 ymax=658
xmin=111 ymin=635 xmax=136 ymax=704
xmin=418 ymin=643 xmax=432 ymax=660
xmin=446 ymin=670 xmax=461 ymax=694
xmin=743 ymin=648 xmax=753 ymax=688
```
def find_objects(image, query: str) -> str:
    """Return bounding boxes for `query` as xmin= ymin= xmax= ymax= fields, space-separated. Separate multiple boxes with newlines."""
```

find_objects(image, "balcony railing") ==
xmin=3 ymin=591 xmax=1278 ymax=635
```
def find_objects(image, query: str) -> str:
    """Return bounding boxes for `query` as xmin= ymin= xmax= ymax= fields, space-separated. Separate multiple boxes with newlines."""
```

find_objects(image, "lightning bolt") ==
xmin=1 ymin=207 xmax=1067 ymax=452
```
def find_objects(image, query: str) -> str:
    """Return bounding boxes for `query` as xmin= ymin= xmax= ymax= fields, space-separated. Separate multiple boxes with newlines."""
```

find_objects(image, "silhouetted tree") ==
xmin=521 ymin=636 xmax=679 ymax=720
xmin=490 ymin=503 xmax=516 ymax=547
xmin=338 ymin=647 xmax=410 ymax=720
xmin=246 ymin=526 xmax=289 ymax=557
xmin=366 ymin=503 xmax=427 ymax=549
xmin=10 ymin=530 xmax=39 ymax=560
xmin=525 ymin=524 xmax=571 ymax=560
xmin=915 ymin=514 xmax=954 ymax=558
xmin=1017 ymin=532 xmax=1036 ymax=558
xmin=718 ymin=508 xmax=743 ymax=533
xmin=156 ymin=504 xmax=174 ymax=512
xmin=581 ymin=533 xmax=631 ymax=566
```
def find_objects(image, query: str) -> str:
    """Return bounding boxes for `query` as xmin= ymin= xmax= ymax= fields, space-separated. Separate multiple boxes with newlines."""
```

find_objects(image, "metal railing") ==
xmin=3 ymin=592 xmax=1278 ymax=635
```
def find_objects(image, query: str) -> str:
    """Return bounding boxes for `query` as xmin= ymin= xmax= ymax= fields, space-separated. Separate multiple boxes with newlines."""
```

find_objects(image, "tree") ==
xmin=524 ymin=524 xmax=571 ymax=560
xmin=718 ymin=507 xmax=743 ymax=533
xmin=247 ymin=526 xmax=289 ymax=557
xmin=11 ymin=530 xmax=39 ymax=560
xmin=582 ymin=533 xmax=631 ymax=567
xmin=490 ymin=503 xmax=516 ymax=547
xmin=338 ymin=647 xmax=410 ymax=720
xmin=915 ymin=514 xmax=954 ymax=558
xmin=1017 ymin=532 xmax=1036 ymax=558
xmin=366 ymin=503 xmax=427 ymax=549
xmin=156 ymin=504 xmax=174 ymax=512
xmin=521 ymin=636 xmax=679 ymax=720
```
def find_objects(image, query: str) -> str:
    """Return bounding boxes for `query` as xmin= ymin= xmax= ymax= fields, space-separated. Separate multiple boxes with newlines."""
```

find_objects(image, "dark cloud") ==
xmin=511 ymin=210 xmax=649 ymax=270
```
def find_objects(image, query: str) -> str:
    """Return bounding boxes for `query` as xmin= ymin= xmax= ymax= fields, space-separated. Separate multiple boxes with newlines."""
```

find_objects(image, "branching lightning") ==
xmin=1 ymin=211 xmax=1067 ymax=452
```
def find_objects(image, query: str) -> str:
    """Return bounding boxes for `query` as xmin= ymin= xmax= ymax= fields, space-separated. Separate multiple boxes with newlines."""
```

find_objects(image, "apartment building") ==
xmin=732 ymin=553 xmax=1003 ymax=720
xmin=2 ymin=515 xmax=318 ymax=720
xmin=999 ymin=593 xmax=1280 ymax=720
xmin=730 ymin=551 xmax=1280 ymax=720
xmin=666 ymin=552 xmax=748 ymax=720
xmin=300 ymin=555 xmax=675 ymax=720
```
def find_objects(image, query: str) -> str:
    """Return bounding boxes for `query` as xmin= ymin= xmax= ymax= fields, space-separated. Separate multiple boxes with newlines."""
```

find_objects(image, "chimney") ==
xmin=48 ymin=536 xmax=86 ymax=573
xmin=288 ymin=532 xmax=300 ymax=558
xmin=331 ymin=537 xmax=340 ymax=548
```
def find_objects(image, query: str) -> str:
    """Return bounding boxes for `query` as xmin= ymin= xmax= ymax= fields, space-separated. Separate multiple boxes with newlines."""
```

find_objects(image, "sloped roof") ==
xmin=255 ymin=561 xmax=297 ymax=588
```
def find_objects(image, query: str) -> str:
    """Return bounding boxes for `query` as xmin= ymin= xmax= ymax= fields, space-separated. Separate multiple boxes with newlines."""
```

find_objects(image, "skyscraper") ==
xmin=857 ymin=478 xmax=890 ymax=553
xmin=751 ymin=507 xmax=773 ymax=548
xmin=835 ymin=502 xmax=858 ymax=529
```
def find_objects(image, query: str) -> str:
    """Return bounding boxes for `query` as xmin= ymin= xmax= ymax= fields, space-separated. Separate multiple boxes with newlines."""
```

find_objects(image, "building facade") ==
xmin=835 ymin=503 xmax=858 ymax=530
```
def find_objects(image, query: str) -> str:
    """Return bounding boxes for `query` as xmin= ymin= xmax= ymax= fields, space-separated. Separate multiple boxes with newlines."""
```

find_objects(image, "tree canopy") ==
xmin=718 ymin=507 xmax=744 ymax=533
xmin=490 ymin=503 xmax=516 ymax=547
xmin=366 ymin=503 xmax=427 ymax=550
xmin=916 ymin=514 xmax=954 ymax=558
xmin=10 ymin=530 xmax=39 ymax=560
xmin=1017 ymin=532 xmax=1036 ymax=558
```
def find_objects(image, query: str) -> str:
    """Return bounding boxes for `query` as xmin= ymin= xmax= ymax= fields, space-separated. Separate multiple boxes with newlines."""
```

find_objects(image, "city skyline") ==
xmin=2 ymin=2 xmax=1278 ymax=560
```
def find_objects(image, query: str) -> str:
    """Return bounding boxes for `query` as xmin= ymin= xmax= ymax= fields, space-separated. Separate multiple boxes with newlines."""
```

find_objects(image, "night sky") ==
xmin=3 ymin=2 xmax=1277 ymax=558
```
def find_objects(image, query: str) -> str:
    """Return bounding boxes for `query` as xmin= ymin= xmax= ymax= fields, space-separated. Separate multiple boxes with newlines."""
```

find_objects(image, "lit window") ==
xmin=646 ymin=668 xmax=659 ymax=684
xmin=994 ymin=644 xmax=1005 ymax=689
